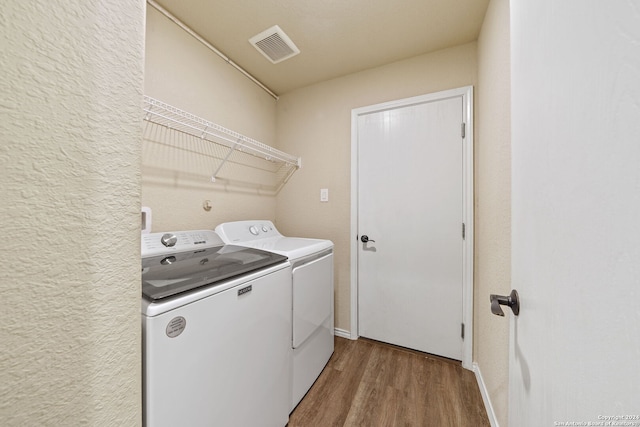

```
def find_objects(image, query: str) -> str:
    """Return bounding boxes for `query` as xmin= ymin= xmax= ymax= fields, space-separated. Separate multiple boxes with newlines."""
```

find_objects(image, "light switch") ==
xmin=320 ymin=188 xmax=329 ymax=202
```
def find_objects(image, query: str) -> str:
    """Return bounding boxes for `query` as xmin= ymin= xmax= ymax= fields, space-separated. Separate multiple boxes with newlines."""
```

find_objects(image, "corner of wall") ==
xmin=474 ymin=0 xmax=511 ymax=425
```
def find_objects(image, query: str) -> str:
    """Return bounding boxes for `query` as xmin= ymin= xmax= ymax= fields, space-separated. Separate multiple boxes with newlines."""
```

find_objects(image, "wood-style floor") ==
xmin=288 ymin=337 xmax=490 ymax=427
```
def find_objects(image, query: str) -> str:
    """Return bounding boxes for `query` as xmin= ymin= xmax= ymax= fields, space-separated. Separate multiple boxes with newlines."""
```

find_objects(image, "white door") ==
xmin=509 ymin=0 xmax=640 ymax=424
xmin=354 ymin=91 xmax=470 ymax=361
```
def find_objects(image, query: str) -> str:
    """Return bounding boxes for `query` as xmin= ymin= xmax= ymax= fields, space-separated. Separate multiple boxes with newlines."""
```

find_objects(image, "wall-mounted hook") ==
xmin=489 ymin=290 xmax=520 ymax=316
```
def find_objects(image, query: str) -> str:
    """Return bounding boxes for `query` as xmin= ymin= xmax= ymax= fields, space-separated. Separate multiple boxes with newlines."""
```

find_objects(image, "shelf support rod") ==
xmin=211 ymin=138 xmax=241 ymax=182
xmin=146 ymin=0 xmax=279 ymax=100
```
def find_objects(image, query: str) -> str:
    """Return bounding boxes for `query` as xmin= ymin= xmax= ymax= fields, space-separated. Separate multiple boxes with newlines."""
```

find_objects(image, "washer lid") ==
xmin=141 ymin=245 xmax=288 ymax=301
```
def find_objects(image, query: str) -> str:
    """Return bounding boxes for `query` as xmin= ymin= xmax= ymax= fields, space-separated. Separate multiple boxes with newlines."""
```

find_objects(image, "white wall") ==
xmin=143 ymin=6 xmax=280 ymax=232
xmin=275 ymin=43 xmax=477 ymax=333
xmin=510 ymin=0 xmax=640 ymax=423
xmin=475 ymin=0 xmax=511 ymax=424
xmin=1 ymin=1 xmax=145 ymax=425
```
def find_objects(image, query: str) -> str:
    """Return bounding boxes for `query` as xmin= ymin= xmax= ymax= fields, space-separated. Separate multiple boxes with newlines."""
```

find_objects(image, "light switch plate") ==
xmin=320 ymin=188 xmax=329 ymax=202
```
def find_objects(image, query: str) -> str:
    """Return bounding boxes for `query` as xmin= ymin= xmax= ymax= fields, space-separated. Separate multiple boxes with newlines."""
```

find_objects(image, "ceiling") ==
xmin=152 ymin=0 xmax=490 ymax=95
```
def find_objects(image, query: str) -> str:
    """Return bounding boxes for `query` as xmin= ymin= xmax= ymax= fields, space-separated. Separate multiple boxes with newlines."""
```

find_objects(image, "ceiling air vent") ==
xmin=249 ymin=25 xmax=300 ymax=64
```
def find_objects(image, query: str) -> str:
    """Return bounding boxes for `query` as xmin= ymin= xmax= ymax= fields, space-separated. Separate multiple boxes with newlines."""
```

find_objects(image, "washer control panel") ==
xmin=142 ymin=230 xmax=224 ymax=257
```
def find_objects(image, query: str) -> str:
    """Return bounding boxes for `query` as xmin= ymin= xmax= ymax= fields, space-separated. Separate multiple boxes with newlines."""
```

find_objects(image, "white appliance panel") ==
xmin=251 ymin=237 xmax=331 ymax=259
xmin=143 ymin=267 xmax=292 ymax=427
xmin=292 ymin=253 xmax=333 ymax=348
xmin=215 ymin=220 xmax=280 ymax=242
xmin=291 ymin=316 xmax=334 ymax=409
xmin=141 ymin=229 xmax=223 ymax=257
xmin=215 ymin=220 xmax=332 ymax=260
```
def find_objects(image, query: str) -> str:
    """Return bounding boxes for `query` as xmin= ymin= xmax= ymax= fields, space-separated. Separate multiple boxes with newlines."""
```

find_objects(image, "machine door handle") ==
xmin=490 ymin=290 xmax=520 ymax=316
xmin=360 ymin=235 xmax=375 ymax=243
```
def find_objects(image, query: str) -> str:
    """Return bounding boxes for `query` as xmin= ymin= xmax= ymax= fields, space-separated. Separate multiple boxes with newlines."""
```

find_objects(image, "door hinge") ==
xmin=461 ymin=122 xmax=466 ymax=139
xmin=461 ymin=323 xmax=465 ymax=339
xmin=462 ymin=223 xmax=466 ymax=240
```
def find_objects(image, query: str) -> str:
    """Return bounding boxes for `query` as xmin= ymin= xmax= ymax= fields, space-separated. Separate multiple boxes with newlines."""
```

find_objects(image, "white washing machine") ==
xmin=141 ymin=230 xmax=292 ymax=427
xmin=215 ymin=220 xmax=334 ymax=411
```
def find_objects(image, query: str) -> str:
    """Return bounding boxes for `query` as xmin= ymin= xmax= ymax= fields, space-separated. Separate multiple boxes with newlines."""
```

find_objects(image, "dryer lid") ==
xmin=248 ymin=236 xmax=333 ymax=260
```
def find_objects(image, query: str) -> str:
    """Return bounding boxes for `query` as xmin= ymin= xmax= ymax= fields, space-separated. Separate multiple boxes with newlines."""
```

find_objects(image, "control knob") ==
xmin=160 ymin=256 xmax=176 ymax=265
xmin=161 ymin=233 xmax=178 ymax=247
xmin=249 ymin=226 xmax=259 ymax=236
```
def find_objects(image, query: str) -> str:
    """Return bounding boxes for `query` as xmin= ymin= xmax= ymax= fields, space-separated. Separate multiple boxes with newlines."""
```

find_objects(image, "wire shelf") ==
xmin=142 ymin=96 xmax=300 ymax=189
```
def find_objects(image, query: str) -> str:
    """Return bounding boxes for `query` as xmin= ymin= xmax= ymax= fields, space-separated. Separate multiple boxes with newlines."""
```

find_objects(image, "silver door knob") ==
xmin=489 ymin=290 xmax=520 ymax=316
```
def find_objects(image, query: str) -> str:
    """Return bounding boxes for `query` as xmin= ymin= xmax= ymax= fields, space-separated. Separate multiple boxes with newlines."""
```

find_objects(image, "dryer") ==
xmin=215 ymin=220 xmax=334 ymax=411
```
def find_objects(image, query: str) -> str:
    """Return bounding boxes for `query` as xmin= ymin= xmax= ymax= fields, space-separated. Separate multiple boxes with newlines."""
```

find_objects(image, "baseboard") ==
xmin=334 ymin=328 xmax=352 ymax=339
xmin=473 ymin=363 xmax=499 ymax=427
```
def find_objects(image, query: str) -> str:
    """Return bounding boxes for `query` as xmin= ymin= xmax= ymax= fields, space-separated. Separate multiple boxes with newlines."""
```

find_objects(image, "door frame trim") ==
xmin=349 ymin=86 xmax=474 ymax=369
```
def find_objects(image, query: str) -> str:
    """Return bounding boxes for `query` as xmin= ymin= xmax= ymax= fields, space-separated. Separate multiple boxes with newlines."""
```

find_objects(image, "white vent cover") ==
xmin=249 ymin=25 xmax=300 ymax=64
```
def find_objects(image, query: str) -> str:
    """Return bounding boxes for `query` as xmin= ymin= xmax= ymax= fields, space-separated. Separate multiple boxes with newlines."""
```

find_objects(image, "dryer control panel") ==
xmin=216 ymin=220 xmax=282 ymax=243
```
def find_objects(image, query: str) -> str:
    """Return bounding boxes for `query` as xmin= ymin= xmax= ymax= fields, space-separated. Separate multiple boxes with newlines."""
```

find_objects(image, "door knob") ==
xmin=490 ymin=290 xmax=520 ymax=316
xmin=360 ymin=235 xmax=375 ymax=243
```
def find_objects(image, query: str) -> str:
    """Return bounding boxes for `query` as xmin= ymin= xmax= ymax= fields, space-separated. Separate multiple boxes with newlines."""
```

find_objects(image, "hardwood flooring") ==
xmin=288 ymin=337 xmax=490 ymax=427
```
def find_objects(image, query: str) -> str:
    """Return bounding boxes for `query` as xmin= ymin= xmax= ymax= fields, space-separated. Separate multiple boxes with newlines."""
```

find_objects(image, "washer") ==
xmin=215 ymin=220 xmax=334 ymax=411
xmin=141 ymin=230 xmax=292 ymax=427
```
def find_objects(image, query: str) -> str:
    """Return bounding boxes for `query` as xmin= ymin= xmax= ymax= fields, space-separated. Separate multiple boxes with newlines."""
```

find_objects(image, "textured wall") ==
xmin=275 ymin=43 xmax=477 ymax=333
xmin=143 ymin=7 xmax=280 ymax=232
xmin=1 ymin=1 xmax=144 ymax=425
xmin=475 ymin=0 xmax=511 ymax=424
